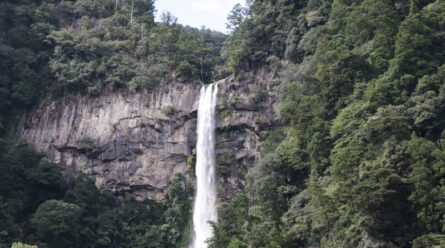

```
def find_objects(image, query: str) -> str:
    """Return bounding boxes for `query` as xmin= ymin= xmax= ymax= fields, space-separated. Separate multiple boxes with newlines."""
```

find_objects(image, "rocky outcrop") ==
xmin=18 ymin=76 xmax=278 ymax=201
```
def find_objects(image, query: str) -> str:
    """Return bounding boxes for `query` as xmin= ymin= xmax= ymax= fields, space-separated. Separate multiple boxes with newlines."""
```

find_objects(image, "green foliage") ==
xmin=11 ymin=243 xmax=37 ymax=248
xmin=0 ymin=141 xmax=191 ymax=248
xmin=161 ymin=105 xmax=176 ymax=116
xmin=226 ymin=4 xmax=247 ymax=31
xmin=176 ymin=61 xmax=195 ymax=80
xmin=408 ymin=134 xmax=445 ymax=234
xmin=31 ymin=200 xmax=82 ymax=247
xmin=0 ymin=142 xmax=66 ymax=245
xmin=225 ymin=0 xmax=309 ymax=71
xmin=0 ymin=0 xmax=226 ymax=106
xmin=0 ymin=2 xmax=208 ymax=247
xmin=0 ymin=0 xmax=58 ymax=134
xmin=412 ymin=234 xmax=445 ymax=248
xmin=78 ymin=137 xmax=96 ymax=151
xmin=261 ymin=128 xmax=285 ymax=155
xmin=214 ymin=0 xmax=445 ymax=247
xmin=247 ymin=84 xmax=266 ymax=105
xmin=209 ymin=194 xmax=249 ymax=248
xmin=284 ymin=28 xmax=301 ymax=63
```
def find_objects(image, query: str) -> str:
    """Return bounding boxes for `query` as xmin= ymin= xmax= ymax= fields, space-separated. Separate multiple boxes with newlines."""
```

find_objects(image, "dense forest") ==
xmin=211 ymin=0 xmax=445 ymax=247
xmin=0 ymin=0 xmax=221 ymax=247
xmin=1 ymin=0 xmax=445 ymax=247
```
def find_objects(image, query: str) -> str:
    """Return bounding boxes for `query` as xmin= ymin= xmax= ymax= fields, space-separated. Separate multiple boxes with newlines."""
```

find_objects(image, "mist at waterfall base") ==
xmin=189 ymin=84 xmax=218 ymax=248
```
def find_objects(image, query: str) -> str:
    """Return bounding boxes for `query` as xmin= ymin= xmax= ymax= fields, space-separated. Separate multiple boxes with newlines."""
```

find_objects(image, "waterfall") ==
xmin=190 ymin=83 xmax=218 ymax=248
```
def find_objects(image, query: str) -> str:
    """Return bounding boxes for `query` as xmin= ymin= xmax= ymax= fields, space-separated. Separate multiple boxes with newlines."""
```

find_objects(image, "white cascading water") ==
xmin=190 ymin=83 xmax=218 ymax=248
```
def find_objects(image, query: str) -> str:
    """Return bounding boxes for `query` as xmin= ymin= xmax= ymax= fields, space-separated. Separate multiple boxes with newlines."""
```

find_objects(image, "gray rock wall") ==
xmin=18 ymin=76 xmax=278 ymax=200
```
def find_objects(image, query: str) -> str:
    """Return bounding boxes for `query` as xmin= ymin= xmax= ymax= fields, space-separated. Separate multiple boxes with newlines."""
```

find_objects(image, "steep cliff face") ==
xmin=18 ymin=76 xmax=278 ymax=200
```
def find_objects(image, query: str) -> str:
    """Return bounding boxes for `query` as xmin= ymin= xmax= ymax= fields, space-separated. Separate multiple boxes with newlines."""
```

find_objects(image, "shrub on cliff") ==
xmin=11 ymin=243 xmax=37 ymax=248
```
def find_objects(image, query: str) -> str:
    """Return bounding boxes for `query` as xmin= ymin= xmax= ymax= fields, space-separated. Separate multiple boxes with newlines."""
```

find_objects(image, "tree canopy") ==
xmin=210 ymin=0 xmax=445 ymax=247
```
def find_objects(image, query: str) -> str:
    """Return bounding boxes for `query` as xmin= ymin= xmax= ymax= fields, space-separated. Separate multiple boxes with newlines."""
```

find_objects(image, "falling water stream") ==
xmin=190 ymin=83 xmax=218 ymax=248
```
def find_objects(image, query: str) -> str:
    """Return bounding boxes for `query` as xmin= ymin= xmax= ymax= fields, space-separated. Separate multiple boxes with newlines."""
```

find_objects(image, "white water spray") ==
xmin=190 ymin=83 xmax=218 ymax=248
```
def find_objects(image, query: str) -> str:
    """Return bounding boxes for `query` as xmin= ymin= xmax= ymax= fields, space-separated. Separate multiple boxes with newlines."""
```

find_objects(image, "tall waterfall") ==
xmin=190 ymin=83 xmax=218 ymax=248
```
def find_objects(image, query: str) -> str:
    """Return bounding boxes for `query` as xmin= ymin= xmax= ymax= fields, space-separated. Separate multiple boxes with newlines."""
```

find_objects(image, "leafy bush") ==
xmin=77 ymin=137 xmax=96 ymax=151
xmin=247 ymin=85 xmax=267 ymax=105
xmin=11 ymin=243 xmax=37 ymax=248
xmin=161 ymin=106 xmax=176 ymax=116
xmin=176 ymin=61 xmax=195 ymax=80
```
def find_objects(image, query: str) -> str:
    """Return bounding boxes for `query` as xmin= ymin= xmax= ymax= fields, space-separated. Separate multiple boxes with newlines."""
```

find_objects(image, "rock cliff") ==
xmin=18 ymin=75 xmax=278 ymax=201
